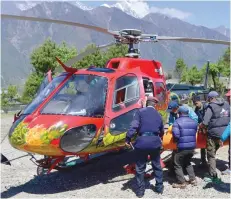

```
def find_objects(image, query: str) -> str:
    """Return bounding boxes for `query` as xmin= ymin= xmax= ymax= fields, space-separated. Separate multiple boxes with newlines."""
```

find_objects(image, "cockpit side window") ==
xmin=112 ymin=74 xmax=139 ymax=112
xmin=23 ymin=74 xmax=68 ymax=115
xmin=142 ymin=77 xmax=154 ymax=97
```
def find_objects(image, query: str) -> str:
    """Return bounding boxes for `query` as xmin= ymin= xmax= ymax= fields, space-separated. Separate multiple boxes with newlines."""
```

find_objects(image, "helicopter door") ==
xmin=102 ymin=73 xmax=143 ymax=146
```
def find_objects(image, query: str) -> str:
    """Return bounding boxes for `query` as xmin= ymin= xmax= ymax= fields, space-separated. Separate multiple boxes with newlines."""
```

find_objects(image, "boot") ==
xmin=136 ymin=190 xmax=144 ymax=198
xmin=186 ymin=179 xmax=197 ymax=186
xmin=154 ymin=186 xmax=164 ymax=194
xmin=172 ymin=182 xmax=187 ymax=189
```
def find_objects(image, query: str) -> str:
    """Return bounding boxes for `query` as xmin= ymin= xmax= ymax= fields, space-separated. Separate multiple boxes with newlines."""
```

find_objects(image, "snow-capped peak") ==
xmin=100 ymin=0 xmax=150 ymax=19
xmin=101 ymin=4 xmax=111 ymax=8
xmin=16 ymin=1 xmax=38 ymax=11
xmin=72 ymin=1 xmax=93 ymax=11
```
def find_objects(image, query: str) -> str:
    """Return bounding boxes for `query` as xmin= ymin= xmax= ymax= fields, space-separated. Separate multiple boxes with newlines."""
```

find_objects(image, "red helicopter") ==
xmin=1 ymin=14 xmax=230 ymax=175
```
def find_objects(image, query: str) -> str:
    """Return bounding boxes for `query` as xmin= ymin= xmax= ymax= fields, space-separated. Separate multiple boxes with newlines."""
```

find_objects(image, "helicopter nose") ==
xmin=8 ymin=114 xmax=27 ymax=139
xmin=8 ymin=119 xmax=69 ymax=155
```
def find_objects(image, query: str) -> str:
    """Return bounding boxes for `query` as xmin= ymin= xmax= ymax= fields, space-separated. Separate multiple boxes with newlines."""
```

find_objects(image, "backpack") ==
xmin=184 ymin=105 xmax=198 ymax=123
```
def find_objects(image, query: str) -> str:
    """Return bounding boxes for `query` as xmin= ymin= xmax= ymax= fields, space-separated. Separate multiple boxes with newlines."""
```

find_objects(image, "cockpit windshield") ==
xmin=23 ymin=73 xmax=68 ymax=115
xmin=41 ymin=74 xmax=108 ymax=117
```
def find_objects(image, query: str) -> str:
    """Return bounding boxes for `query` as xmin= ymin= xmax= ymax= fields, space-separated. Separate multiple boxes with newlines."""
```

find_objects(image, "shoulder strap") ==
xmin=206 ymin=104 xmax=214 ymax=114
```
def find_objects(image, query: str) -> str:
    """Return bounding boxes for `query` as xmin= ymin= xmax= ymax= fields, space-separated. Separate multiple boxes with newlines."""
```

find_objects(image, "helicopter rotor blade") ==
xmin=64 ymin=42 xmax=115 ymax=66
xmin=156 ymin=36 xmax=230 ymax=45
xmin=1 ymin=14 xmax=118 ymax=36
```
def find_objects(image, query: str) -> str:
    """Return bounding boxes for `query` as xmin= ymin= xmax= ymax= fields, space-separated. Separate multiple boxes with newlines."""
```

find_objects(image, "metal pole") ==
xmin=128 ymin=43 xmax=134 ymax=53
xmin=204 ymin=60 xmax=210 ymax=90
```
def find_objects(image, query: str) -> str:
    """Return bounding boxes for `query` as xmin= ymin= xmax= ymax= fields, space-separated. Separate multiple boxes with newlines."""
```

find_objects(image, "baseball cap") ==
xmin=147 ymin=96 xmax=159 ymax=103
xmin=171 ymin=95 xmax=178 ymax=100
xmin=178 ymin=106 xmax=189 ymax=114
xmin=208 ymin=91 xmax=219 ymax=98
xmin=167 ymin=101 xmax=179 ymax=111
xmin=192 ymin=95 xmax=201 ymax=102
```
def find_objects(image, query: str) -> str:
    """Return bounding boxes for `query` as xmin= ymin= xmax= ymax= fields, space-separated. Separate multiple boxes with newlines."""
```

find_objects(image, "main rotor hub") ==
xmin=115 ymin=29 xmax=142 ymax=45
xmin=119 ymin=29 xmax=142 ymax=37
xmin=114 ymin=29 xmax=143 ymax=57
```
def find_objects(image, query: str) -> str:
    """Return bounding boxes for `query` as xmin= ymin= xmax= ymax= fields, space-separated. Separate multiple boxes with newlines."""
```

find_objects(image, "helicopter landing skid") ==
xmin=33 ymin=153 xmax=109 ymax=176
xmin=31 ymin=156 xmax=65 ymax=176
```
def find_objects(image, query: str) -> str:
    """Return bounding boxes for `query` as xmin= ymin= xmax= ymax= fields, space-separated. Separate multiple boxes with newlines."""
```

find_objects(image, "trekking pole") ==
xmin=129 ymin=142 xmax=135 ymax=150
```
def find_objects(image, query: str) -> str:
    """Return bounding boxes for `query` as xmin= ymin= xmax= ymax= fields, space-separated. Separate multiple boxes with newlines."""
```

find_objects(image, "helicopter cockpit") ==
xmin=41 ymin=74 xmax=108 ymax=118
xmin=22 ymin=73 xmax=68 ymax=115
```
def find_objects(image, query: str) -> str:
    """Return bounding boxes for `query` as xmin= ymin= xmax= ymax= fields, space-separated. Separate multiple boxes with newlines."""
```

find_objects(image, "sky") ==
xmin=80 ymin=0 xmax=230 ymax=28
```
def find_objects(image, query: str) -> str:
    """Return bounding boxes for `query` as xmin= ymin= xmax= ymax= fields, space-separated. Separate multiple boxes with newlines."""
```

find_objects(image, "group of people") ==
xmin=125 ymin=90 xmax=230 ymax=198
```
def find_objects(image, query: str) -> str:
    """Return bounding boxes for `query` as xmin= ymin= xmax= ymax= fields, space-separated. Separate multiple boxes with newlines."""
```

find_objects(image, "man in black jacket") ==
xmin=126 ymin=96 xmax=164 ymax=198
xmin=193 ymin=95 xmax=208 ymax=166
xmin=202 ymin=91 xmax=230 ymax=183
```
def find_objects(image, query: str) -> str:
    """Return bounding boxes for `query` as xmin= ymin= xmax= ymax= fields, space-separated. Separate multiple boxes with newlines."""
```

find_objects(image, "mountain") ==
xmin=1 ymin=0 xmax=39 ymax=14
xmin=100 ymin=1 xmax=142 ymax=18
xmin=1 ymin=1 xmax=229 ymax=88
xmin=213 ymin=25 xmax=230 ymax=38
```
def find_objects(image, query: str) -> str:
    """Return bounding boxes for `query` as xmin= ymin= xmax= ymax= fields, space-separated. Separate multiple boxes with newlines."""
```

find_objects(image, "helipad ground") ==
xmin=1 ymin=114 xmax=230 ymax=198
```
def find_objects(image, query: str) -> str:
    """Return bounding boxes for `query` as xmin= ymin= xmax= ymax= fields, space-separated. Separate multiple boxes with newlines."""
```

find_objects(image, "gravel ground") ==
xmin=1 ymin=115 xmax=230 ymax=198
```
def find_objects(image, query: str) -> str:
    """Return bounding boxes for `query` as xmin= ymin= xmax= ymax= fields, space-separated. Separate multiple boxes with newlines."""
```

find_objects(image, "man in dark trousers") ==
xmin=193 ymin=95 xmax=208 ymax=166
xmin=172 ymin=106 xmax=198 ymax=189
xmin=202 ymin=91 xmax=230 ymax=183
xmin=126 ymin=96 xmax=164 ymax=198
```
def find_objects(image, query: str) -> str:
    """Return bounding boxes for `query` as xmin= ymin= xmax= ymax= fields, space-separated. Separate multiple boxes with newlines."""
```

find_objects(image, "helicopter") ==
xmin=1 ymin=14 xmax=230 ymax=175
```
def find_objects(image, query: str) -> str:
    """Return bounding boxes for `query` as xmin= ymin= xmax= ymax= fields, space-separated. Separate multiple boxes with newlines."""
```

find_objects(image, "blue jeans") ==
xmin=135 ymin=148 xmax=163 ymax=193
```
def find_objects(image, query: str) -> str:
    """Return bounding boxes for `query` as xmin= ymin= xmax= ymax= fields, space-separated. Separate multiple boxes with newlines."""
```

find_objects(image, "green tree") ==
xmin=180 ymin=67 xmax=189 ymax=83
xmin=187 ymin=65 xmax=203 ymax=86
xmin=218 ymin=47 xmax=230 ymax=77
xmin=1 ymin=85 xmax=19 ymax=113
xmin=7 ymin=85 xmax=18 ymax=102
xmin=21 ymin=73 xmax=44 ymax=103
xmin=56 ymin=41 xmax=77 ymax=70
xmin=174 ymin=58 xmax=187 ymax=79
xmin=72 ymin=44 xmax=128 ymax=68
xmin=1 ymin=90 xmax=10 ymax=113
xmin=73 ymin=44 xmax=105 ymax=68
xmin=30 ymin=39 xmax=77 ymax=75
xmin=180 ymin=65 xmax=203 ymax=86
xmin=208 ymin=63 xmax=220 ymax=89
xmin=200 ymin=62 xmax=223 ymax=90
xmin=104 ymin=44 xmax=128 ymax=61
xmin=23 ymin=39 xmax=77 ymax=103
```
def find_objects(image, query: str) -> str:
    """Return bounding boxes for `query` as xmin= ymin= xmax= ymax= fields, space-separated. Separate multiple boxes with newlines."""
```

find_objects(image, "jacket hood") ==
xmin=210 ymin=98 xmax=225 ymax=106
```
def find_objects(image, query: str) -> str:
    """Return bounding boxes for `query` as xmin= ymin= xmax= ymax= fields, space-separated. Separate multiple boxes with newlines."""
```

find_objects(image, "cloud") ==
xmin=150 ymin=6 xmax=192 ymax=20
xmin=105 ymin=0 xmax=192 ymax=20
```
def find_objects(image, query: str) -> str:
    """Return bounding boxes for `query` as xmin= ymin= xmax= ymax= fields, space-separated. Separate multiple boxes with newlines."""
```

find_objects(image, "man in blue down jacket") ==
xmin=126 ymin=96 xmax=164 ymax=198
xmin=172 ymin=106 xmax=198 ymax=189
